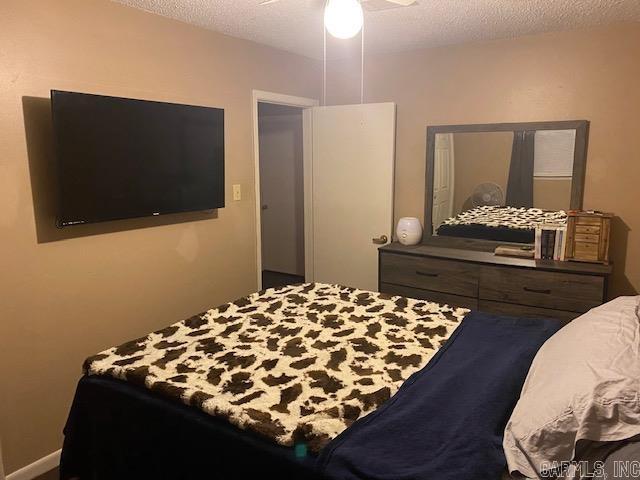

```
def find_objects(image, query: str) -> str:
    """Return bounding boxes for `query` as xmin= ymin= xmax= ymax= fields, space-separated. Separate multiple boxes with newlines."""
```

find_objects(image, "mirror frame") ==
xmin=424 ymin=120 xmax=590 ymax=249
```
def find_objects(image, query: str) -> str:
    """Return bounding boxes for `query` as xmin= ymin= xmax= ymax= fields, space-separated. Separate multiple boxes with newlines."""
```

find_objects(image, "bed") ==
xmin=436 ymin=205 xmax=567 ymax=243
xmin=62 ymin=283 xmax=468 ymax=478
xmin=77 ymin=284 xmax=466 ymax=451
xmin=61 ymin=284 xmax=637 ymax=479
xmin=62 ymin=377 xmax=640 ymax=480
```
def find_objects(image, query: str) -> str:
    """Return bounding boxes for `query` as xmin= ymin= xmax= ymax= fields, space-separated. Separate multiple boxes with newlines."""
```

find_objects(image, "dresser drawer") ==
xmin=479 ymin=300 xmax=578 ymax=323
xmin=575 ymin=233 xmax=599 ymax=243
xmin=576 ymin=225 xmax=600 ymax=235
xmin=479 ymin=267 xmax=604 ymax=313
xmin=380 ymin=253 xmax=479 ymax=297
xmin=381 ymin=283 xmax=478 ymax=310
xmin=573 ymin=242 xmax=599 ymax=262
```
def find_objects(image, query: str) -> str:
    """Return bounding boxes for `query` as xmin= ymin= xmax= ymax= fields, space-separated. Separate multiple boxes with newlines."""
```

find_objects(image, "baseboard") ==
xmin=6 ymin=450 xmax=60 ymax=480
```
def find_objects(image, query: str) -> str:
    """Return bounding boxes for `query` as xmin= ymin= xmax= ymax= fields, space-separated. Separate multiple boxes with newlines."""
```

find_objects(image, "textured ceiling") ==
xmin=113 ymin=0 xmax=640 ymax=58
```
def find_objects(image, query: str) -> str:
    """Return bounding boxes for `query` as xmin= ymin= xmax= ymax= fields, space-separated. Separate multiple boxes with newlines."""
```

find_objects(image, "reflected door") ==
xmin=432 ymin=133 xmax=455 ymax=231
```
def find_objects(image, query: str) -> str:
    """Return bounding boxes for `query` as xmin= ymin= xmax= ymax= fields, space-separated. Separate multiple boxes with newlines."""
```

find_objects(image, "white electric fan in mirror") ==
xmin=471 ymin=183 xmax=505 ymax=207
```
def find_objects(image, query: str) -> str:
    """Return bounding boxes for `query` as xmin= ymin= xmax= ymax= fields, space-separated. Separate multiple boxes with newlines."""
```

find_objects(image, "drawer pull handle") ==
xmin=523 ymin=287 xmax=551 ymax=295
xmin=416 ymin=271 xmax=439 ymax=278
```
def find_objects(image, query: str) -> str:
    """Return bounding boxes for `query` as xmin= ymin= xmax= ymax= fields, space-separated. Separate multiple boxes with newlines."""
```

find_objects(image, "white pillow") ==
xmin=503 ymin=296 xmax=640 ymax=478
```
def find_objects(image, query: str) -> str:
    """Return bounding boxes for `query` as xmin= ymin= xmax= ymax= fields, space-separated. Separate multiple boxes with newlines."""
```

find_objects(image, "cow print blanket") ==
xmin=84 ymin=283 xmax=467 ymax=452
xmin=440 ymin=206 xmax=567 ymax=231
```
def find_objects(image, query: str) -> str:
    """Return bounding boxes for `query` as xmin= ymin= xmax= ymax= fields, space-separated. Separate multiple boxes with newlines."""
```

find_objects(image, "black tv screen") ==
xmin=52 ymin=90 xmax=224 ymax=227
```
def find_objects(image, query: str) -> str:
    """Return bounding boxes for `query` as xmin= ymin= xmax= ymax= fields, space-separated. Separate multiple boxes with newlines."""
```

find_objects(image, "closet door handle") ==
xmin=372 ymin=235 xmax=388 ymax=245
xmin=416 ymin=271 xmax=439 ymax=278
xmin=523 ymin=287 xmax=551 ymax=295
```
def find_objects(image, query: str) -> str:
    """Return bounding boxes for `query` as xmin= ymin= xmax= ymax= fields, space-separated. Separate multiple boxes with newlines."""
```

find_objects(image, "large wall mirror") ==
xmin=425 ymin=121 xmax=589 ymax=246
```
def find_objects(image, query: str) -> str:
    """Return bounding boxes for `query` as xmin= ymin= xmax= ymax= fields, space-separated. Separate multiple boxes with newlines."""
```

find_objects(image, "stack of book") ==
xmin=534 ymin=224 xmax=568 ymax=261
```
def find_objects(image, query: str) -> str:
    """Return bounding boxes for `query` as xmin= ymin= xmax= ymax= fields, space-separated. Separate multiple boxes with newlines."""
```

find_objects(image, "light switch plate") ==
xmin=232 ymin=184 xmax=241 ymax=201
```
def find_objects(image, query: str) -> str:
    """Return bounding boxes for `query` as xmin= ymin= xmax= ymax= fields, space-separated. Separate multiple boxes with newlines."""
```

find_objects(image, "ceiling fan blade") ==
xmin=381 ymin=0 xmax=417 ymax=5
xmin=361 ymin=0 xmax=418 ymax=10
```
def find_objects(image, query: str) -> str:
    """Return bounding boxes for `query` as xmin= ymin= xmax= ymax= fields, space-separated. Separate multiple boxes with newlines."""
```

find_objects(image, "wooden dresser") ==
xmin=379 ymin=243 xmax=612 ymax=322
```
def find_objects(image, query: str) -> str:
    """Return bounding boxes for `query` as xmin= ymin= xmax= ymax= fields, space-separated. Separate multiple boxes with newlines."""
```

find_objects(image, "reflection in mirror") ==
xmin=432 ymin=128 xmax=576 ymax=244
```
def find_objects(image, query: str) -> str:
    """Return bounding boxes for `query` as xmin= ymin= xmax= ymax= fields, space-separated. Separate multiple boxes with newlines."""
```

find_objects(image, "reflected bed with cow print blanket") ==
xmin=84 ymin=283 xmax=466 ymax=451
xmin=436 ymin=206 xmax=567 ymax=243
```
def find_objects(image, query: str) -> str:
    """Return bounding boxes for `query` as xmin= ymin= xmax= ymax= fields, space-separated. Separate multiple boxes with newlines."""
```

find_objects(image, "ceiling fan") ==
xmin=259 ymin=0 xmax=418 ymax=12
xmin=260 ymin=0 xmax=417 ymax=39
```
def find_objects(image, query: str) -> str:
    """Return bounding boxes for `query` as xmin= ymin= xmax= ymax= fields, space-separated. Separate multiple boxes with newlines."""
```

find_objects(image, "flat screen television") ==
xmin=51 ymin=90 xmax=225 ymax=227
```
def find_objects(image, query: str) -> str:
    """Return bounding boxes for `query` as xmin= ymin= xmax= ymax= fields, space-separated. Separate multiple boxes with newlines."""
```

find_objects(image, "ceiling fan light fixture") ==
xmin=324 ymin=0 xmax=364 ymax=39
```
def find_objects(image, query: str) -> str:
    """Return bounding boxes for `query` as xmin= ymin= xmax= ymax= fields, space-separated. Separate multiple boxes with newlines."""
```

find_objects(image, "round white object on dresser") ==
xmin=396 ymin=217 xmax=422 ymax=245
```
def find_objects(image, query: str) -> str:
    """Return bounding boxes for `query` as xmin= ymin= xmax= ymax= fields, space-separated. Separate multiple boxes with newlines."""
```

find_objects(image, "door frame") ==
xmin=446 ymin=133 xmax=455 ymax=220
xmin=252 ymin=90 xmax=319 ymax=290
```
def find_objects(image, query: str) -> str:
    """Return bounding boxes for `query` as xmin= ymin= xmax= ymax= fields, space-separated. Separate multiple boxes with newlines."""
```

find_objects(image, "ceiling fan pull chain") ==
xmin=361 ymin=16 xmax=365 ymax=104
xmin=323 ymin=18 xmax=327 ymax=106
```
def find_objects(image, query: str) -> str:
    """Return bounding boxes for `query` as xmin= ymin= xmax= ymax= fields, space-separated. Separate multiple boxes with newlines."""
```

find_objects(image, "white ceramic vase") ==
xmin=396 ymin=217 xmax=422 ymax=245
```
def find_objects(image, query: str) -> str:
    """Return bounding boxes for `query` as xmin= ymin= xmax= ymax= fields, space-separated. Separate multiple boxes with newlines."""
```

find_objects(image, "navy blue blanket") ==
xmin=61 ymin=376 xmax=323 ymax=480
xmin=318 ymin=311 xmax=562 ymax=480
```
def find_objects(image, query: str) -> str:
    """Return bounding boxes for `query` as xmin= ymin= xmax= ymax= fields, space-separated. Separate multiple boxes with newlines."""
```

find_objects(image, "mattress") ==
xmin=83 ymin=283 xmax=467 ymax=452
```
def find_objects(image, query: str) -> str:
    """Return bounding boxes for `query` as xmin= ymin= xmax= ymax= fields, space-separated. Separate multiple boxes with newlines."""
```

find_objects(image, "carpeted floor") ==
xmin=262 ymin=270 xmax=304 ymax=289
xmin=34 ymin=467 xmax=58 ymax=480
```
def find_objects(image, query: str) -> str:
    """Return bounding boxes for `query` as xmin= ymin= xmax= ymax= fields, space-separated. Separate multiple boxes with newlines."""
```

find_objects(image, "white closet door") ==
xmin=309 ymin=103 xmax=396 ymax=291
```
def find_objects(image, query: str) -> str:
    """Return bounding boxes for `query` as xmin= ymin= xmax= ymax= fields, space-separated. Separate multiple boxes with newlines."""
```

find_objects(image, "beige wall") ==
xmin=0 ymin=0 xmax=319 ymax=473
xmin=328 ymin=23 xmax=640 ymax=297
xmin=533 ymin=178 xmax=572 ymax=211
